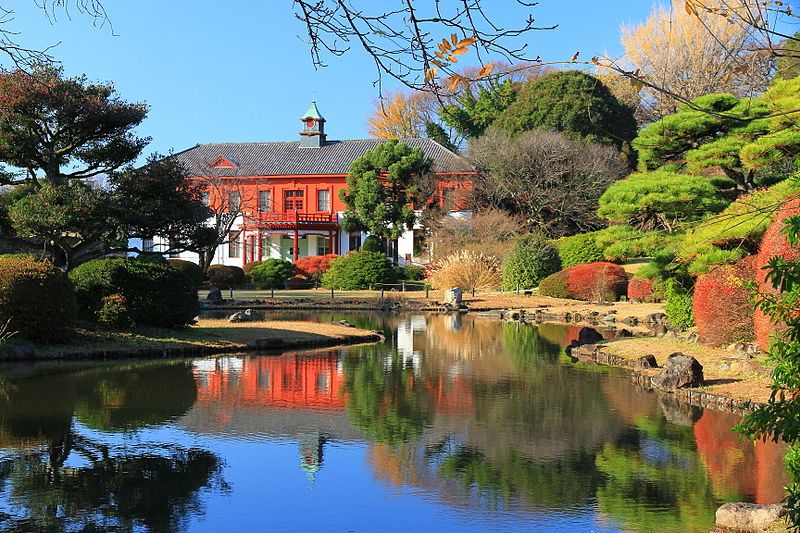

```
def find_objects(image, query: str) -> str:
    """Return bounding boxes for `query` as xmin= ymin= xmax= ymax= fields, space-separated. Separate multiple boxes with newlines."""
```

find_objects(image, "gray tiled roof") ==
xmin=173 ymin=138 xmax=474 ymax=176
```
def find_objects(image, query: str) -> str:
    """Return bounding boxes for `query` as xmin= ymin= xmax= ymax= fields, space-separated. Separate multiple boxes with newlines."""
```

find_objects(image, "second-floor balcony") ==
xmin=245 ymin=211 xmax=339 ymax=229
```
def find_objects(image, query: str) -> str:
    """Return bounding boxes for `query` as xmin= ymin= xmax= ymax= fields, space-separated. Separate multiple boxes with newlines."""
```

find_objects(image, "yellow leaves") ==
xmin=685 ymin=0 xmax=698 ymax=16
xmin=425 ymin=35 xmax=485 ymax=89
xmin=478 ymin=63 xmax=494 ymax=78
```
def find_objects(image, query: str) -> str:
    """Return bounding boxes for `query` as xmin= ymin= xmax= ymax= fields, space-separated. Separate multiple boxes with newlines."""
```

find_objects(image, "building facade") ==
xmin=151 ymin=102 xmax=473 ymax=267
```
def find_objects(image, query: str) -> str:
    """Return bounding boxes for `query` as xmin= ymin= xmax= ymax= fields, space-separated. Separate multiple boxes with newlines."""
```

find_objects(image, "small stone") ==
xmin=715 ymin=502 xmax=785 ymax=532
xmin=228 ymin=308 xmax=264 ymax=323
xmin=726 ymin=342 xmax=758 ymax=359
xmin=206 ymin=286 xmax=224 ymax=304
xmin=337 ymin=320 xmax=355 ymax=328
xmin=645 ymin=312 xmax=667 ymax=325
xmin=652 ymin=352 xmax=704 ymax=391
xmin=443 ymin=288 xmax=462 ymax=305
xmin=634 ymin=354 xmax=658 ymax=369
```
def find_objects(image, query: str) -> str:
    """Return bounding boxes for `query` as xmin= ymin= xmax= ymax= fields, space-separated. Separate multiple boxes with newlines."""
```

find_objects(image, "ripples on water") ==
xmin=0 ymin=313 xmax=787 ymax=532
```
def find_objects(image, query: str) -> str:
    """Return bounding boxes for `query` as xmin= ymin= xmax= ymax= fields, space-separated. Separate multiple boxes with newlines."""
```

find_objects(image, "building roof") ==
xmin=173 ymin=138 xmax=474 ymax=177
xmin=302 ymin=101 xmax=324 ymax=121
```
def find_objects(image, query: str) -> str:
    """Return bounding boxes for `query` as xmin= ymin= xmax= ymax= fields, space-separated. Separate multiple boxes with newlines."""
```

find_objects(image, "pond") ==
xmin=0 ymin=313 xmax=786 ymax=532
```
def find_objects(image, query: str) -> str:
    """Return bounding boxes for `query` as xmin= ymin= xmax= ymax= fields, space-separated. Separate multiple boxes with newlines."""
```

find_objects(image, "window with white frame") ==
xmin=258 ymin=190 xmax=271 ymax=213
xmin=228 ymin=231 xmax=241 ymax=258
xmin=317 ymin=236 xmax=331 ymax=255
xmin=228 ymin=191 xmax=241 ymax=213
xmin=317 ymin=189 xmax=330 ymax=211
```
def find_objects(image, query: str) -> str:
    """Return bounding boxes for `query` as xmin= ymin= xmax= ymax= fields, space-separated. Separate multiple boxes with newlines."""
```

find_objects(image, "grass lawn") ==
xmin=3 ymin=319 xmax=381 ymax=359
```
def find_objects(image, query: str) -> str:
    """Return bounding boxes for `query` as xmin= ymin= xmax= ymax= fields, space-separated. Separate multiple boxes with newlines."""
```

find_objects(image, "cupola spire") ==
xmin=300 ymin=101 xmax=326 ymax=148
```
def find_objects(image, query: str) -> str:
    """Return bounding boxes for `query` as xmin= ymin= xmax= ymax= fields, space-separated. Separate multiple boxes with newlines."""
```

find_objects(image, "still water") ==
xmin=0 ymin=313 xmax=787 ymax=532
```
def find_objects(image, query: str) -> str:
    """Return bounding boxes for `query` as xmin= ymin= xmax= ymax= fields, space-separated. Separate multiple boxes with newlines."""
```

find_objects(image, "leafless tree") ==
xmin=468 ymin=128 xmax=628 ymax=237
xmin=0 ymin=1 xmax=109 ymax=69
xmin=183 ymin=157 xmax=256 ymax=271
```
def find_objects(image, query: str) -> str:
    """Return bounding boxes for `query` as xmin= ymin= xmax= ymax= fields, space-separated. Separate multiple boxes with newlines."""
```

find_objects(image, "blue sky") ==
xmin=11 ymin=1 xmax=660 ymax=157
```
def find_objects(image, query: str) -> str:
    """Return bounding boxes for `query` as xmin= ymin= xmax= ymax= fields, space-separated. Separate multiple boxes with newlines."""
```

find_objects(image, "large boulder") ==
xmin=206 ymin=286 xmax=224 ymax=304
xmin=652 ymin=352 xmax=704 ymax=391
xmin=715 ymin=502 xmax=785 ymax=532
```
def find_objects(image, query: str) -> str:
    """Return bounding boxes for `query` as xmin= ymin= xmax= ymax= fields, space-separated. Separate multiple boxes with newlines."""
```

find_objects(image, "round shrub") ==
xmin=401 ymin=264 xmax=425 ymax=281
xmin=249 ymin=259 xmax=295 ymax=289
xmin=538 ymin=272 xmax=570 ymax=299
xmin=322 ymin=251 xmax=396 ymax=290
xmin=168 ymin=259 xmax=204 ymax=288
xmin=665 ymin=279 xmax=695 ymax=329
xmin=693 ymin=257 xmax=755 ymax=346
xmin=294 ymin=254 xmax=339 ymax=282
xmin=627 ymin=277 xmax=655 ymax=303
xmin=501 ymin=234 xmax=561 ymax=291
xmin=361 ymin=235 xmax=382 ymax=253
xmin=0 ymin=256 xmax=76 ymax=342
xmin=554 ymin=233 xmax=603 ymax=268
xmin=538 ymin=262 xmax=628 ymax=301
xmin=754 ymin=196 xmax=800 ymax=350
xmin=243 ymin=261 xmax=263 ymax=278
xmin=206 ymin=264 xmax=245 ymax=289
xmin=69 ymin=258 xmax=198 ymax=329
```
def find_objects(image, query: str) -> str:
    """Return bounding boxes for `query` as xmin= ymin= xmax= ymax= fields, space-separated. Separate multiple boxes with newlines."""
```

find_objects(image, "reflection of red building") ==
xmin=693 ymin=409 xmax=787 ymax=504
xmin=195 ymin=354 xmax=346 ymax=411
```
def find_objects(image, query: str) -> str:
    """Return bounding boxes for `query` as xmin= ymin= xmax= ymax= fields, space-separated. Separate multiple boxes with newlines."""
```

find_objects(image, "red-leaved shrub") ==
xmin=754 ymin=197 xmax=800 ymax=350
xmin=627 ymin=277 xmax=655 ymax=303
xmin=294 ymin=254 xmax=339 ymax=282
xmin=693 ymin=256 xmax=756 ymax=346
xmin=540 ymin=262 xmax=628 ymax=302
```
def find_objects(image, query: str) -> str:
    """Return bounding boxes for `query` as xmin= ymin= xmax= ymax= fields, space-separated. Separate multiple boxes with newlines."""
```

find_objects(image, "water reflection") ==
xmin=0 ymin=314 xmax=788 ymax=532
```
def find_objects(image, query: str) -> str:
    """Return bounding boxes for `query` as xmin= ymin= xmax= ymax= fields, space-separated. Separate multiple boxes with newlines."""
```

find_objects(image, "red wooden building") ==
xmin=165 ymin=102 xmax=474 ymax=266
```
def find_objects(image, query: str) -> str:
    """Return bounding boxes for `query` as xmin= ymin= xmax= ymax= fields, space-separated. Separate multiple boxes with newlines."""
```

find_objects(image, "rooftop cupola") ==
xmin=299 ymin=101 xmax=326 ymax=148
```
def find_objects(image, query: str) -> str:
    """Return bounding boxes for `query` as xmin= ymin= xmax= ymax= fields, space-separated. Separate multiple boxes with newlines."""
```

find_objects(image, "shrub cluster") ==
xmin=249 ymin=259 xmax=295 ymax=289
xmin=294 ymin=254 xmax=339 ymax=282
xmin=243 ymin=261 xmax=262 ymax=278
xmin=693 ymin=257 xmax=756 ymax=346
xmin=426 ymin=250 xmax=501 ymax=291
xmin=361 ymin=235 xmax=382 ymax=253
xmin=627 ymin=277 xmax=656 ymax=303
xmin=207 ymin=264 xmax=245 ymax=289
xmin=168 ymin=259 xmax=204 ymax=288
xmin=0 ymin=255 xmax=76 ymax=342
xmin=664 ymin=279 xmax=695 ymax=329
xmin=322 ymin=251 xmax=396 ymax=290
xmin=502 ymin=234 xmax=561 ymax=291
xmin=69 ymin=258 xmax=198 ymax=328
xmin=553 ymin=233 xmax=603 ymax=268
xmin=753 ymin=196 xmax=800 ymax=350
xmin=538 ymin=262 xmax=628 ymax=302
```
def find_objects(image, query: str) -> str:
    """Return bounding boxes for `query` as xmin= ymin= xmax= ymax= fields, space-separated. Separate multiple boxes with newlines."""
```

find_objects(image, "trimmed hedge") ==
xmin=538 ymin=262 xmax=627 ymax=301
xmin=553 ymin=233 xmax=603 ymax=268
xmin=693 ymin=256 xmax=755 ymax=346
xmin=501 ymin=234 xmax=561 ymax=290
xmin=627 ymin=277 xmax=656 ymax=303
xmin=249 ymin=259 xmax=295 ymax=289
xmin=0 ymin=255 xmax=76 ymax=342
xmin=168 ymin=259 xmax=204 ymax=288
xmin=69 ymin=258 xmax=198 ymax=328
xmin=207 ymin=264 xmax=245 ymax=289
xmin=754 ymin=196 xmax=800 ymax=350
xmin=665 ymin=279 xmax=695 ymax=329
xmin=322 ymin=251 xmax=395 ymax=290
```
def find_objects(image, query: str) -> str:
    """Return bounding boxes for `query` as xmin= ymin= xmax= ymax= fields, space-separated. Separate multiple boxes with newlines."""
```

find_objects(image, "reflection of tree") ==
xmin=73 ymin=364 xmax=197 ymax=431
xmin=343 ymin=345 xmax=434 ymax=445
xmin=500 ymin=322 xmax=561 ymax=372
xmin=3 ymin=446 xmax=224 ymax=533
xmin=595 ymin=417 xmax=732 ymax=533
xmin=437 ymin=445 xmax=603 ymax=508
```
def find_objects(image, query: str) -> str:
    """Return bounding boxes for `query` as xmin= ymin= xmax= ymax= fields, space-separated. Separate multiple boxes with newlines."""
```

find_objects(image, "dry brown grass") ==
xmin=601 ymin=336 xmax=774 ymax=403
xmin=193 ymin=319 xmax=378 ymax=344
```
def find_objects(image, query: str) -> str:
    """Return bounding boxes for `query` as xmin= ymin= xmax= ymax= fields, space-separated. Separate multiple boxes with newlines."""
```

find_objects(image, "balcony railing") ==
xmin=247 ymin=211 xmax=338 ymax=226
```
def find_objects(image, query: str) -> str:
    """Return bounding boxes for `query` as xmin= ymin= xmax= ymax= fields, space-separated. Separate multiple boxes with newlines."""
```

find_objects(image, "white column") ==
xmin=307 ymin=234 xmax=318 ymax=257
xmin=269 ymin=235 xmax=281 ymax=259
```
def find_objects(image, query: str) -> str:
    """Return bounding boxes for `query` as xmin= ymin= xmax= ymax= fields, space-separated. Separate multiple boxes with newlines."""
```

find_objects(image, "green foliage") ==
xmin=440 ymin=79 xmax=517 ymax=139
xmin=321 ymin=251 xmax=396 ymax=290
xmin=677 ymin=179 xmax=798 ymax=275
xmin=538 ymin=272 xmax=570 ymax=298
xmin=664 ymin=279 xmax=694 ymax=329
xmin=597 ymin=170 xmax=728 ymax=230
xmin=361 ymin=235 xmax=382 ymax=253
xmin=553 ymin=233 xmax=604 ymax=268
xmin=168 ymin=259 xmax=204 ymax=288
xmin=400 ymin=263 xmax=425 ymax=281
xmin=340 ymin=140 xmax=432 ymax=244
xmin=249 ymin=259 xmax=294 ymax=289
xmin=0 ymin=255 xmax=76 ymax=342
xmin=424 ymin=122 xmax=458 ymax=152
xmin=494 ymin=71 xmax=637 ymax=146
xmin=736 ymin=206 xmax=800 ymax=528
xmin=69 ymin=258 xmax=198 ymax=328
xmin=502 ymin=234 xmax=561 ymax=290
xmin=775 ymin=32 xmax=800 ymax=80
xmin=206 ymin=265 xmax=245 ymax=289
